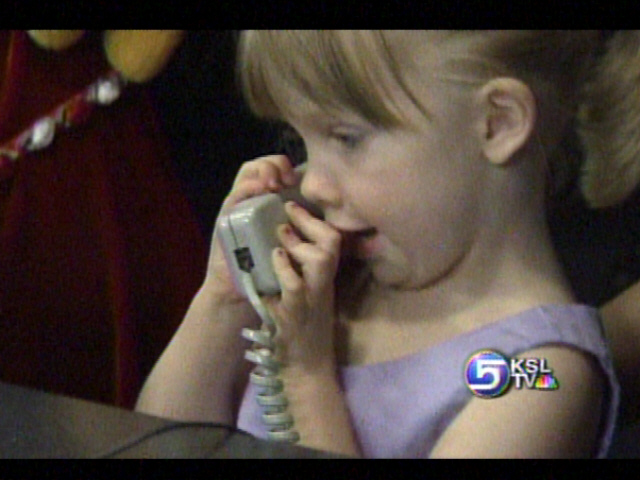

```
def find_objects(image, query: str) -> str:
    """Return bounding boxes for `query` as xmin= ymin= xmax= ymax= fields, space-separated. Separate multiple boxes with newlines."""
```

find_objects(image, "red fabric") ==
xmin=0 ymin=31 xmax=207 ymax=408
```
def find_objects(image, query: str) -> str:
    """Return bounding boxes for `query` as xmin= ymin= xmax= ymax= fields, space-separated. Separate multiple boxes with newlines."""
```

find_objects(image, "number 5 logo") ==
xmin=465 ymin=350 xmax=511 ymax=398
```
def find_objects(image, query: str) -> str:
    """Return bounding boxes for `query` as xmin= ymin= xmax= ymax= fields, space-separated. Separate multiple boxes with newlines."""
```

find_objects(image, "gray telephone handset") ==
xmin=217 ymin=193 xmax=288 ymax=297
xmin=217 ymin=165 xmax=321 ymax=298
xmin=216 ymin=165 xmax=319 ymax=444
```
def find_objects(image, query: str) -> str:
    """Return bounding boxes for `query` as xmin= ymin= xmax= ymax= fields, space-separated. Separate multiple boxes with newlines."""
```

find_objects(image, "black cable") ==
xmin=95 ymin=421 xmax=244 ymax=458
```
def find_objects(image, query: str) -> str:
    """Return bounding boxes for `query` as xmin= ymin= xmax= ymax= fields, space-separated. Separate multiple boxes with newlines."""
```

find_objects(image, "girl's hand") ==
xmin=206 ymin=155 xmax=299 ymax=302
xmin=265 ymin=201 xmax=342 ymax=378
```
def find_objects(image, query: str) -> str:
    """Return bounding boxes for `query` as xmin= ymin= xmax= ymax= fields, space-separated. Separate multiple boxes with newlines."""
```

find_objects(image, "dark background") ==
xmin=149 ymin=30 xmax=640 ymax=308
xmin=148 ymin=30 xmax=279 ymax=239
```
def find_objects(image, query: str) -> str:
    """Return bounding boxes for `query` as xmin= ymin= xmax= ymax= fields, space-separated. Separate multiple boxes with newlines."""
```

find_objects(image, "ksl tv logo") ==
xmin=464 ymin=350 xmax=559 ymax=398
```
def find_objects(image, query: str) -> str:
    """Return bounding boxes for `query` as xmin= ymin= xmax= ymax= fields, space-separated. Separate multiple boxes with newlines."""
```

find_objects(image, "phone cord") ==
xmin=239 ymin=271 xmax=301 ymax=443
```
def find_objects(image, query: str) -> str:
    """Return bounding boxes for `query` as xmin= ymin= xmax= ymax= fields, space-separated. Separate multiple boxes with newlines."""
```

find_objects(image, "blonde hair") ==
xmin=578 ymin=31 xmax=640 ymax=208
xmin=237 ymin=31 xmax=416 ymax=127
xmin=237 ymin=30 xmax=640 ymax=208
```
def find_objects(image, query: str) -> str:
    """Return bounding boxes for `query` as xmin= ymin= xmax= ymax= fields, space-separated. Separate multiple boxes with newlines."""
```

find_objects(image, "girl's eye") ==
xmin=276 ymin=120 xmax=368 ymax=165
xmin=330 ymin=130 xmax=364 ymax=150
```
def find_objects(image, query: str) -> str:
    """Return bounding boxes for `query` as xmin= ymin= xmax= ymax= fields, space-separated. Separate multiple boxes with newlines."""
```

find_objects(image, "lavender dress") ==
xmin=237 ymin=305 xmax=619 ymax=458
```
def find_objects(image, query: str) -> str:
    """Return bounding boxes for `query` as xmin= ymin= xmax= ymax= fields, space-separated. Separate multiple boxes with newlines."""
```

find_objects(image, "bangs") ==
xmin=237 ymin=31 xmax=418 ymax=127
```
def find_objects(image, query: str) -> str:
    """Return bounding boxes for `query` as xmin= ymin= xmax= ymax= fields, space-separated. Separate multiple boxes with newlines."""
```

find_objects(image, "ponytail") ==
xmin=578 ymin=31 xmax=640 ymax=208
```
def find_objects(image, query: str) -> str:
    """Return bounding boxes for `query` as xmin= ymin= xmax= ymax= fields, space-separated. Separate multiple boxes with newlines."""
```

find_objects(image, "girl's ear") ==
xmin=477 ymin=78 xmax=537 ymax=165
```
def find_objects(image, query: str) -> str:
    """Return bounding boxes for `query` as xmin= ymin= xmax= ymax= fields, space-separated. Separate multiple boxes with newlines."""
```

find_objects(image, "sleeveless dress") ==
xmin=237 ymin=304 xmax=619 ymax=458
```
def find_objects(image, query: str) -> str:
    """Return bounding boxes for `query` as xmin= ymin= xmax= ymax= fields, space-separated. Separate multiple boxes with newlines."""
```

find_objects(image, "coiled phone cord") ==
xmin=239 ymin=271 xmax=301 ymax=443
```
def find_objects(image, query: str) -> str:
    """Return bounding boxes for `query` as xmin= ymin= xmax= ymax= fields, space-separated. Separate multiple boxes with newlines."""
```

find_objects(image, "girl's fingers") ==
xmin=220 ymin=155 xmax=298 ymax=214
xmin=277 ymin=225 xmax=339 ymax=293
xmin=271 ymin=247 xmax=305 ymax=311
xmin=233 ymin=155 xmax=297 ymax=190
xmin=277 ymin=223 xmax=303 ymax=249
xmin=221 ymin=178 xmax=274 ymax=211
xmin=284 ymin=202 xmax=341 ymax=255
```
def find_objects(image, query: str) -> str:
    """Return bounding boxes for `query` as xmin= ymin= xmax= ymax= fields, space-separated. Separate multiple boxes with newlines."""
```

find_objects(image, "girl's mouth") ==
xmin=341 ymin=228 xmax=378 ymax=259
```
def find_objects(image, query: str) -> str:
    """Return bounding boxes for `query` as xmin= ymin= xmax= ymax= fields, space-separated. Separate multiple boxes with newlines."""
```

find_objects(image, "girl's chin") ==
xmin=369 ymin=258 xmax=413 ymax=288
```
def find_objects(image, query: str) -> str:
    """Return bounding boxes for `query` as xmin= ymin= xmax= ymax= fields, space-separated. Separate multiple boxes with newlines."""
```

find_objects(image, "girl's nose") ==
xmin=300 ymin=162 xmax=341 ymax=211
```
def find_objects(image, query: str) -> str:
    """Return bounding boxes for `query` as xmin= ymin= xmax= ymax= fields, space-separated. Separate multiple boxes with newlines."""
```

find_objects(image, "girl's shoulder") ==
xmin=430 ymin=342 xmax=608 ymax=457
xmin=339 ymin=304 xmax=618 ymax=458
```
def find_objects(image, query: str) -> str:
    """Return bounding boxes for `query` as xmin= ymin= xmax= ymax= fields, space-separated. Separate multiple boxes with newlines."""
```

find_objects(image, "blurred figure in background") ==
xmin=0 ymin=30 xmax=207 ymax=408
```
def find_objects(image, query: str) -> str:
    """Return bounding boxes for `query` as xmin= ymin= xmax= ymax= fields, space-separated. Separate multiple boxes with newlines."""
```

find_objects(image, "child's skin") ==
xmin=602 ymin=283 xmax=640 ymax=423
xmin=137 ymin=31 xmax=607 ymax=457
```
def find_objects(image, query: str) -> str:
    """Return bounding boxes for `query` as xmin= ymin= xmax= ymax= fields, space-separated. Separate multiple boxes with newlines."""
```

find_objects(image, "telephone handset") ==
xmin=217 ymin=166 xmax=321 ymax=298
xmin=217 ymin=193 xmax=288 ymax=297
xmin=216 ymin=164 xmax=319 ymax=444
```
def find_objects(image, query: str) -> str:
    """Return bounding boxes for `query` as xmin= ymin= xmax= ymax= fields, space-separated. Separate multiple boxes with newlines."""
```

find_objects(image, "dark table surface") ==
xmin=0 ymin=381 xmax=342 ymax=458
xmin=4 ymin=378 xmax=639 ymax=458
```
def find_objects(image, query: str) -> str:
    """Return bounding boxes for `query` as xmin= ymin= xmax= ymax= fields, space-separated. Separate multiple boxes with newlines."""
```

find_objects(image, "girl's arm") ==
xmin=601 ymin=281 xmax=640 ymax=423
xmin=262 ymin=201 xmax=362 ymax=456
xmin=136 ymin=155 xmax=302 ymax=424
xmin=135 ymin=280 xmax=258 ymax=424
xmin=277 ymin=366 xmax=361 ymax=456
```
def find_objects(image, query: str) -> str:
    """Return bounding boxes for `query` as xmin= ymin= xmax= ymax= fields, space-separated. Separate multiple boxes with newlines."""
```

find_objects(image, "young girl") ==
xmin=135 ymin=31 xmax=640 ymax=458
